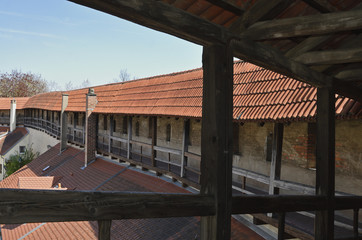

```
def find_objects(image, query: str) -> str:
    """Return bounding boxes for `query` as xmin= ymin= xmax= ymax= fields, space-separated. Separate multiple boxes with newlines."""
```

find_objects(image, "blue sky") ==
xmin=0 ymin=0 xmax=202 ymax=89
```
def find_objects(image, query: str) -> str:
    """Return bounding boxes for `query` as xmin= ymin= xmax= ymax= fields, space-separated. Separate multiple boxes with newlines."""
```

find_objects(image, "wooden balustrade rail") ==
xmin=0 ymin=189 xmax=214 ymax=224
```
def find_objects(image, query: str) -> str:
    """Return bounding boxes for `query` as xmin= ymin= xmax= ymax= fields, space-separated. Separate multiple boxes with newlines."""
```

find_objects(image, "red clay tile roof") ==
xmin=0 ymin=97 xmax=29 ymax=110
xmin=18 ymin=176 xmax=66 ymax=190
xmin=0 ymin=127 xmax=28 ymax=155
xmin=2 ymin=61 xmax=360 ymax=121
xmin=23 ymin=91 xmax=63 ymax=111
xmin=0 ymin=144 xmax=263 ymax=240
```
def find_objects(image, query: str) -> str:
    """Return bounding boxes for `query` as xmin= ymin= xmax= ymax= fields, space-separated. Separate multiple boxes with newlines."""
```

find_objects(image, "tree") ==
xmin=4 ymin=146 xmax=39 ymax=177
xmin=112 ymin=69 xmax=136 ymax=83
xmin=64 ymin=79 xmax=91 ymax=91
xmin=0 ymin=70 xmax=48 ymax=97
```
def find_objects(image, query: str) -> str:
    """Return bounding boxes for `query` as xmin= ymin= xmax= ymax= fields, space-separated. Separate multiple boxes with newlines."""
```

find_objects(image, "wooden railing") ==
xmin=0 ymin=188 xmax=361 ymax=240
xmin=23 ymin=117 xmax=61 ymax=138
xmin=9 ymin=115 xmax=362 ymax=239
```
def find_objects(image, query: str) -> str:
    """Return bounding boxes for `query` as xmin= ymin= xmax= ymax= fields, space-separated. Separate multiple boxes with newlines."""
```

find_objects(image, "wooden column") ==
xmin=127 ymin=116 xmax=132 ymax=159
xmin=109 ymin=115 xmax=114 ymax=153
xmin=151 ymin=116 xmax=157 ymax=167
xmin=315 ymin=86 xmax=335 ymax=240
xmin=180 ymin=119 xmax=190 ymax=177
xmin=200 ymin=44 xmax=233 ymax=239
xmin=98 ymin=220 xmax=111 ymax=240
xmin=268 ymin=123 xmax=284 ymax=195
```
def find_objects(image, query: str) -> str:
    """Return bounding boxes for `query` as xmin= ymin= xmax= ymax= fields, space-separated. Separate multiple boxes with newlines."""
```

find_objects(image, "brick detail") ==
xmin=85 ymin=89 xmax=98 ymax=166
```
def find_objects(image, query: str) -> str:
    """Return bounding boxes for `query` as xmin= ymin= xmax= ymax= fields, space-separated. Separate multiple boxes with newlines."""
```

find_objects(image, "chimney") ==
xmin=10 ymin=99 xmax=16 ymax=132
xmin=60 ymin=94 xmax=69 ymax=153
xmin=84 ymin=88 xmax=97 ymax=167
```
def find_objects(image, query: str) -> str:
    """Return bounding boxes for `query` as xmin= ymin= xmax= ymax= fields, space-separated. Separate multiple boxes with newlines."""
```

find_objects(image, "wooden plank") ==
xmin=129 ymin=140 xmax=152 ymax=148
xmin=154 ymin=146 xmax=182 ymax=155
xmin=98 ymin=220 xmax=111 ymax=240
xmin=200 ymin=44 xmax=233 ymax=239
xmin=294 ymin=47 xmax=362 ymax=65
xmin=269 ymin=123 xmax=284 ymax=195
xmin=154 ymin=157 xmax=181 ymax=167
xmin=0 ymin=189 xmax=214 ymax=224
xmin=315 ymin=86 xmax=335 ymax=240
xmin=110 ymin=135 xmax=128 ymax=143
xmin=127 ymin=116 xmax=132 ymax=159
xmin=68 ymin=0 xmax=229 ymax=45
xmin=184 ymin=151 xmax=201 ymax=161
xmin=242 ymin=9 xmax=362 ymax=40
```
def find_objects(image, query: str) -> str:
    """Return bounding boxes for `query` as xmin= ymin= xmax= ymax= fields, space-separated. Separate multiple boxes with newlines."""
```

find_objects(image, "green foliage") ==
xmin=4 ymin=146 xmax=39 ymax=177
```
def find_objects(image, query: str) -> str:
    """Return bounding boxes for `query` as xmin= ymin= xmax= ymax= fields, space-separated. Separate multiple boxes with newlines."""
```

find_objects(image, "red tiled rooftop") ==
xmin=0 ymin=144 xmax=263 ymax=240
xmin=0 ymin=97 xmax=29 ymax=110
xmin=0 ymin=61 xmax=358 ymax=121
xmin=23 ymin=91 xmax=63 ymax=111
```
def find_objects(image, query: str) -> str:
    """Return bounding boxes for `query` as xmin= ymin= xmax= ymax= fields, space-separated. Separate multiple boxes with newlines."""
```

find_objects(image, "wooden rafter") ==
xmin=242 ymin=9 xmax=362 ymax=40
xmin=229 ymin=0 xmax=292 ymax=32
xmin=206 ymin=0 xmax=243 ymax=15
xmin=294 ymin=47 xmax=362 ymax=65
xmin=302 ymin=0 xmax=338 ymax=13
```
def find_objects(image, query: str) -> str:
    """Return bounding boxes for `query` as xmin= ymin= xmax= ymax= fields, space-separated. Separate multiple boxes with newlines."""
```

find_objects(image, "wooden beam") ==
xmin=200 ymin=44 xmax=233 ymax=239
xmin=242 ymin=9 xmax=362 ymax=40
xmin=315 ymin=86 xmax=335 ymax=240
xmin=334 ymin=69 xmax=362 ymax=81
xmin=268 ymin=123 xmax=284 ymax=196
xmin=294 ymin=47 xmax=362 ymax=65
xmin=285 ymin=35 xmax=330 ymax=58
xmin=231 ymin=38 xmax=362 ymax=102
xmin=230 ymin=0 xmax=291 ymax=32
xmin=68 ymin=0 xmax=229 ymax=46
xmin=98 ymin=220 xmax=112 ymax=240
xmin=206 ymin=0 xmax=244 ymax=15
xmin=302 ymin=0 xmax=338 ymax=13
xmin=0 ymin=190 xmax=214 ymax=224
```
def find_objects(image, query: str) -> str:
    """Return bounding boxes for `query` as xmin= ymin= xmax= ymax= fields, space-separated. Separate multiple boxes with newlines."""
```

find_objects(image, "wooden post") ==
xmin=269 ymin=123 xmax=284 ymax=195
xmin=278 ymin=212 xmax=286 ymax=240
xmin=181 ymin=119 xmax=190 ymax=177
xmin=151 ymin=116 xmax=157 ymax=167
xmin=109 ymin=115 xmax=113 ymax=153
xmin=127 ymin=116 xmax=132 ymax=159
xmin=98 ymin=220 xmax=111 ymax=240
xmin=315 ymin=86 xmax=335 ymax=240
xmin=200 ymin=44 xmax=233 ymax=239
xmin=354 ymin=208 xmax=359 ymax=239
